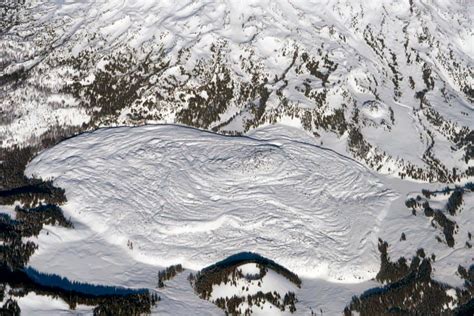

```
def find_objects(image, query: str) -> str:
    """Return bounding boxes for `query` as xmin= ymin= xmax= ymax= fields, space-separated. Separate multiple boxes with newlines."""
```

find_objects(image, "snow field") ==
xmin=26 ymin=124 xmax=397 ymax=282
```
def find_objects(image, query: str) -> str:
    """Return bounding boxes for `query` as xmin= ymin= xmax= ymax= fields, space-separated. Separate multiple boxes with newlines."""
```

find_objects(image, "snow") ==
xmin=16 ymin=292 xmax=93 ymax=316
xmin=0 ymin=204 xmax=18 ymax=219
xmin=375 ymin=177 xmax=474 ymax=288
xmin=13 ymin=123 xmax=472 ymax=314
xmin=208 ymin=262 xmax=299 ymax=315
xmin=26 ymin=124 xmax=396 ymax=282
xmin=156 ymin=272 xmax=222 ymax=316
xmin=239 ymin=263 xmax=261 ymax=276
xmin=360 ymin=101 xmax=390 ymax=121
xmin=211 ymin=265 xmax=297 ymax=301
xmin=445 ymin=288 xmax=458 ymax=310
xmin=2 ymin=0 xmax=473 ymax=313
xmin=2 ymin=0 xmax=472 ymax=184
xmin=100 ymin=16 xmax=132 ymax=42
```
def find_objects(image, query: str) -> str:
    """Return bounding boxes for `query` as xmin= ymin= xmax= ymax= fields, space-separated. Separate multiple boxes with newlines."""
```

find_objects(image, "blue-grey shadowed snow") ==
xmin=0 ymin=185 xmax=51 ymax=197
xmin=24 ymin=267 xmax=148 ymax=296
xmin=200 ymin=252 xmax=301 ymax=287
xmin=0 ymin=213 xmax=17 ymax=224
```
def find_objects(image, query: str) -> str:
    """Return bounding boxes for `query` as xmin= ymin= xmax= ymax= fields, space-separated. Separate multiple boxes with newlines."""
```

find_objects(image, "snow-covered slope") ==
xmin=1 ymin=0 xmax=473 ymax=314
xmin=12 ymin=124 xmax=472 ymax=314
xmin=2 ymin=0 xmax=473 ymax=182
xmin=208 ymin=262 xmax=300 ymax=315
xmin=26 ymin=124 xmax=396 ymax=282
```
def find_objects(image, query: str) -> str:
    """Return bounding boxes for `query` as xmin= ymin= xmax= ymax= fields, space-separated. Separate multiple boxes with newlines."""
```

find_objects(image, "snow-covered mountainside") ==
xmin=17 ymin=124 xmax=474 ymax=314
xmin=1 ymin=0 xmax=473 ymax=182
xmin=1 ymin=0 xmax=473 ymax=315
xmin=192 ymin=253 xmax=302 ymax=315
xmin=206 ymin=262 xmax=299 ymax=315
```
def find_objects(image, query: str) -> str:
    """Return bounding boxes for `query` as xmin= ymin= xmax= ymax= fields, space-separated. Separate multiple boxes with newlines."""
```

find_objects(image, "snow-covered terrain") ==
xmin=1 ymin=0 xmax=473 ymax=314
xmin=17 ymin=124 xmax=472 ymax=314
xmin=26 ymin=124 xmax=396 ymax=282
xmin=2 ymin=0 xmax=473 ymax=181
xmin=209 ymin=263 xmax=299 ymax=314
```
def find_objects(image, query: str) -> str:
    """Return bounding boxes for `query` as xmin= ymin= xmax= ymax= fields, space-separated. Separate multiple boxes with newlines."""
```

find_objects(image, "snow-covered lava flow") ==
xmin=26 ymin=124 xmax=397 ymax=282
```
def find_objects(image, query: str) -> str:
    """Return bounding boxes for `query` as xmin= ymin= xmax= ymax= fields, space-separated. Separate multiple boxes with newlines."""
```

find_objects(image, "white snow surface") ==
xmin=26 ymin=124 xmax=397 ymax=282
xmin=17 ymin=123 xmax=474 ymax=314
xmin=2 ymin=0 xmax=473 ymax=181
xmin=210 ymin=263 xmax=299 ymax=315
xmin=210 ymin=264 xmax=297 ymax=301
xmin=16 ymin=292 xmax=93 ymax=316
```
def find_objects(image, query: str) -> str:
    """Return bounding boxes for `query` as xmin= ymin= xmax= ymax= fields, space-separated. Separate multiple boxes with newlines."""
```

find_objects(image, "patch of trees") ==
xmin=430 ymin=204 xmax=457 ymax=247
xmin=0 ymin=180 xmax=66 ymax=207
xmin=388 ymin=51 xmax=402 ymax=99
xmin=158 ymin=264 xmax=184 ymax=288
xmin=176 ymin=62 xmax=235 ymax=129
xmin=0 ymin=126 xmax=162 ymax=314
xmin=0 ymin=146 xmax=37 ymax=191
xmin=447 ymin=188 xmax=464 ymax=215
xmin=458 ymin=265 xmax=474 ymax=290
xmin=192 ymin=264 xmax=247 ymax=301
xmin=345 ymin=241 xmax=473 ymax=315
xmin=456 ymin=265 xmax=474 ymax=314
xmin=215 ymin=295 xmax=244 ymax=315
xmin=452 ymin=265 xmax=474 ymax=314
xmin=212 ymin=290 xmax=297 ymax=315
xmin=420 ymin=183 xmax=473 ymax=199
xmin=62 ymin=49 xmax=170 ymax=126
xmin=0 ymin=266 xmax=159 ymax=316
xmin=300 ymin=52 xmax=338 ymax=87
xmin=16 ymin=203 xmax=73 ymax=231
xmin=313 ymin=109 xmax=347 ymax=136
xmin=0 ymin=123 xmax=83 ymax=193
xmin=377 ymin=240 xmax=432 ymax=284
xmin=220 ymin=290 xmax=297 ymax=315
xmin=190 ymin=253 xmax=300 ymax=314
xmin=460 ymin=131 xmax=473 ymax=164
xmin=348 ymin=128 xmax=372 ymax=159
xmin=283 ymin=292 xmax=297 ymax=313
xmin=0 ymin=237 xmax=38 ymax=270
xmin=422 ymin=63 xmax=435 ymax=90
xmin=406 ymin=183 xmax=474 ymax=247
xmin=0 ymin=204 xmax=72 ymax=269
xmin=93 ymin=293 xmax=158 ymax=316
xmin=376 ymin=239 xmax=410 ymax=284
xmin=363 ymin=26 xmax=385 ymax=60
xmin=192 ymin=252 xmax=301 ymax=300
xmin=25 ymin=267 xmax=145 ymax=297
xmin=0 ymin=298 xmax=20 ymax=316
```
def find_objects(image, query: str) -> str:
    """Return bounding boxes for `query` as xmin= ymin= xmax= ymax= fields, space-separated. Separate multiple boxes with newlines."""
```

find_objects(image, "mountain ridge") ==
xmin=1 ymin=0 xmax=473 ymax=183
